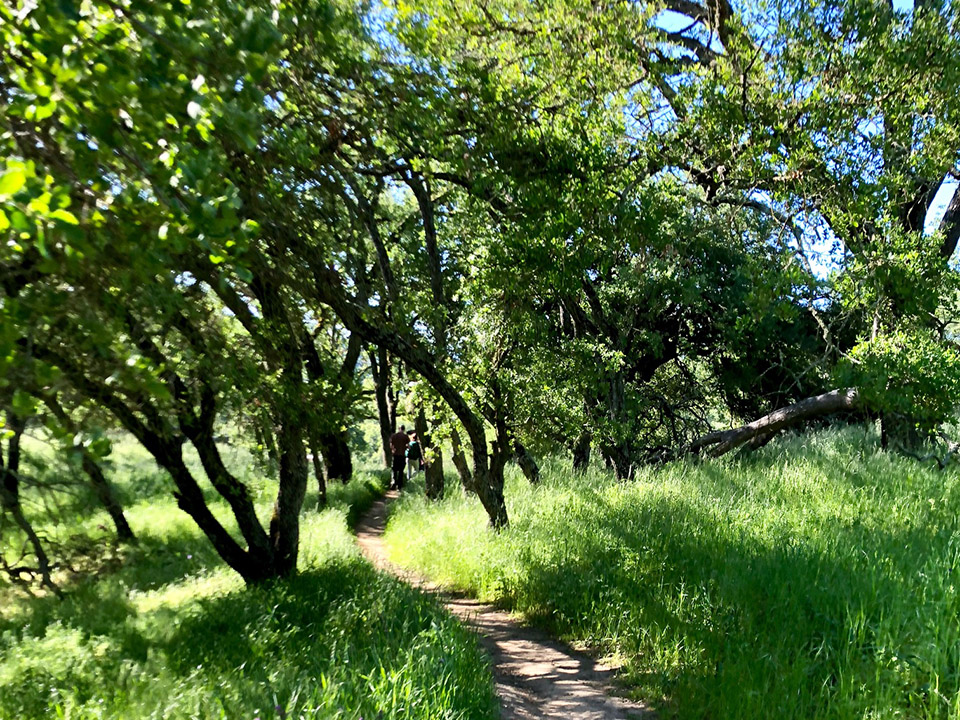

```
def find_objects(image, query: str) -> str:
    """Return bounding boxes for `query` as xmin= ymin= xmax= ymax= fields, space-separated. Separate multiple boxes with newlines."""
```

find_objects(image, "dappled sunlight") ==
xmin=0 ymin=440 xmax=495 ymax=720
xmin=385 ymin=428 xmax=960 ymax=719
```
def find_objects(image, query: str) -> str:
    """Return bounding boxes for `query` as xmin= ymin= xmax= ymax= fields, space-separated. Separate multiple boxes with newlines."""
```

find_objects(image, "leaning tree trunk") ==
xmin=41 ymin=395 xmax=136 ymax=544
xmin=312 ymin=265 xmax=508 ymax=528
xmin=475 ymin=438 xmax=509 ymax=529
xmin=416 ymin=407 xmax=445 ymax=501
xmin=81 ymin=454 xmax=136 ymax=544
xmin=0 ymin=411 xmax=61 ymax=596
xmin=689 ymin=389 xmax=860 ymax=457
xmin=450 ymin=426 xmax=473 ymax=493
xmin=513 ymin=440 xmax=540 ymax=484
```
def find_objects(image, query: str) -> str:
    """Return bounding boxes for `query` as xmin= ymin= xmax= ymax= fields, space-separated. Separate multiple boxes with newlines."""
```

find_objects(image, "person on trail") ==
xmin=389 ymin=425 xmax=410 ymax=490
xmin=406 ymin=431 xmax=423 ymax=482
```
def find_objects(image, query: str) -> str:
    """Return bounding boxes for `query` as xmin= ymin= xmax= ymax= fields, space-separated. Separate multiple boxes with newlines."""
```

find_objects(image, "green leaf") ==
xmin=49 ymin=208 xmax=79 ymax=225
xmin=0 ymin=168 xmax=26 ymax=198
xmin=11 ymin=389 xmax=37 ymax=417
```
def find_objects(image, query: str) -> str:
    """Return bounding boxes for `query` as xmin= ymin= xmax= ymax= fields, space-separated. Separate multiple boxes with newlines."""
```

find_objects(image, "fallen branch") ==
xmin=688 ymin=389 xmax=860 ymax=457
xmin=898 ymin=432 xmax=960 ymax=470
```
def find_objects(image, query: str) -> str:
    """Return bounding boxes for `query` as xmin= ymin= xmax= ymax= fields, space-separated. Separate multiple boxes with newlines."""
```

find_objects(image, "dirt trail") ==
xmin=355 ymin=492 xmax=656 ymax=720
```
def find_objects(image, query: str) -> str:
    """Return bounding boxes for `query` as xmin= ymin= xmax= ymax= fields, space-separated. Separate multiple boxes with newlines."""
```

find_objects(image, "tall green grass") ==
xmin=385 ymin=427 xmax=960 ymax=719
xmin=0 ymin=437 xmax=497 ymax=720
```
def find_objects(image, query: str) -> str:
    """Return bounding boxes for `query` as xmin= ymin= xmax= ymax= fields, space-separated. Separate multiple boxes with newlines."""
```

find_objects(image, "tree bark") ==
xmin=309 ymin=433 xmax=327 ymax=510
xmin=0 ymin=411 xmax=61 ymax=597
xmin=572 ymin=430 xmax=591 ymax=472
xmin=406 ymin=171 xmax=448 ymax=348
xmin=184 ymin=424 xmax=274 ymax=561
xmin=513 ymin=440 xmax=540 ymax=484
xmin=41 ymin=394 xmax=136 ymax=544
xmin=312 ymin=266 xmax=508 ymax=528
xmin=603 ymin=443 xmax=635 ymax=480
xmin=480 ymin=438 xmax=509 ymax=529
xmin=416 ymin=407 xmax=445 ymax=501
xmin=81 ymin=454 xmax=136 ymax=544
xmin=301 ymin=329 xmax=356 ymax=484
xmin=938 ymin=182 xmax=960 ymax=260
xmin=319 ymin=430 xmax=353 ymax=484
xmin=31 ymin=342 xmax=284 ymax=584
xmin=880 ymin=412 xmax=925 ymax=451
xmin=689 ymin=388 xmax=860 ymax=457
xmin=369 ymin=346 xmax=395 ymax=467
xmin=269 ymin=395 xmax=309 ymax=578
xmin=450 ymin=426 xmax=473 ymax=492
xmin=599 ymin=370 xmax=635 ymax=479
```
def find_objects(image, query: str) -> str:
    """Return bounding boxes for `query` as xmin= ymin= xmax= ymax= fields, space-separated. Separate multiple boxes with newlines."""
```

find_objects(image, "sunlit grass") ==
xmin=384 ymin=427 xmax=960 ymax=720
xmin=0 ymin=437 xmax=497 ymax=720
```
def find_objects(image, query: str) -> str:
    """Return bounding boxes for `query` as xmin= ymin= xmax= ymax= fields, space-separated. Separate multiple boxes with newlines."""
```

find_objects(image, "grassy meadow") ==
xmin=0 ymin=435 xmax=497 ymax=720
xmin=385 ymin=427 xmax=960 ymax=720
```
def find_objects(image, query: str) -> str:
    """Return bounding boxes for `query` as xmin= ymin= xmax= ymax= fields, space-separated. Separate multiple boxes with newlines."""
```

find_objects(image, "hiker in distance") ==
xmin=389 ymin=425 xmax=410 ymax=490
xmin=407 ymin=430 xmax=423 ymax=483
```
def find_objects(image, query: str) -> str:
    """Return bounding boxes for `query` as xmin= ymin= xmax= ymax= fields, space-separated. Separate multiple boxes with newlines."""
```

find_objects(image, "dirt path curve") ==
xmin=355 ymin=491 xmax=656 ymax=720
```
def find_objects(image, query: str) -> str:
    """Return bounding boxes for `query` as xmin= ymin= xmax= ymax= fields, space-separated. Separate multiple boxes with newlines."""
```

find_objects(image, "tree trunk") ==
xmin=157 ymin=445 xmax=274 ymax=582
xmin=1 ymin=412 xmax=61 ymax=596
xmin=603 ymin=443 xmax=635 ymax=480
xmin=572 ymin=431 xmax=591 ymax=472
xmin=312 ymin=266 xmax=508 ymax=527
xmin=514 ymin=440 xmax=540 ymax=484
xmin=689 ymin=388 xmax=860 ymax=457
xmin=301 ymin=325 xmax=358 ymax=484
xmin=319 ymin=430 xmax=352 ymax=484
xmin=450 ymin=426 xmax=473 ymax=492
xmin=309 ymin=434 xmax=327 ymax=510
xmin=186 ymin=426 xmax=274 ymax=561
xmin=474 ymin=439 xmax=509 ymax=529
xmin=602 ymin=371 xmax=635 ymax=479
xmin=256 ymin=415 xmax=280 ymax=468
xmin=369 ymin=346 xmax=395 ymax=468
xmin=425 ymin=449 xmax=445 ymax=500
xmin=416 ymin=408 xmax=445 ymax=501
xmin=81 ymin=454 xmax=136 ymax=544
xmin=406 ymin=172 xmax=448 ymax=348
xmin=40 ymin=394 xmax=136 ymax=544
xmin=268 ymin=403 xmax=309 ymax=578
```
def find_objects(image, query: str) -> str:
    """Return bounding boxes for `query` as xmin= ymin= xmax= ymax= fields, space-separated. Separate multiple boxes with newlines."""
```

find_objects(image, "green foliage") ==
xmin=838 ymin=330 xmax=960 ymax=429
xmin=0 ymin=438 xmax=496 ymax=720
xmin=386 ymin=430 xmax=960 ymax=719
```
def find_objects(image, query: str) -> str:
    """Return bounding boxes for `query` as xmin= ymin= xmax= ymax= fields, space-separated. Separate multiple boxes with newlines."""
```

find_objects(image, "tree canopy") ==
xmin=3 ymin=0 xmax=959 ymax=582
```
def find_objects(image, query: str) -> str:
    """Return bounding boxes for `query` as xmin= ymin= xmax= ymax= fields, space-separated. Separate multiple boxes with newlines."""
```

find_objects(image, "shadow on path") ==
xmin=355 ymin=492 xmax=656 ymax=720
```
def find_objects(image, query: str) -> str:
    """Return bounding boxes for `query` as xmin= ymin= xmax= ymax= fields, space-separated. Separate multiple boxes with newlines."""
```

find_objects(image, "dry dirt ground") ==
xmin=355 ymin=492 xmax=656 ymax=720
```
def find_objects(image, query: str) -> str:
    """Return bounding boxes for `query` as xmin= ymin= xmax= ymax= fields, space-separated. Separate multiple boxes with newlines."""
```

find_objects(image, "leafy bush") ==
xmin=837 ymin=329 xmax=960 ymax=428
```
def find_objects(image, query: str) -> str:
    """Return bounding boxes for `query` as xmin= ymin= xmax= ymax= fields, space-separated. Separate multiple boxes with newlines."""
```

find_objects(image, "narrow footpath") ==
xmin=355 ymin=492 xmax=655 ymax=720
